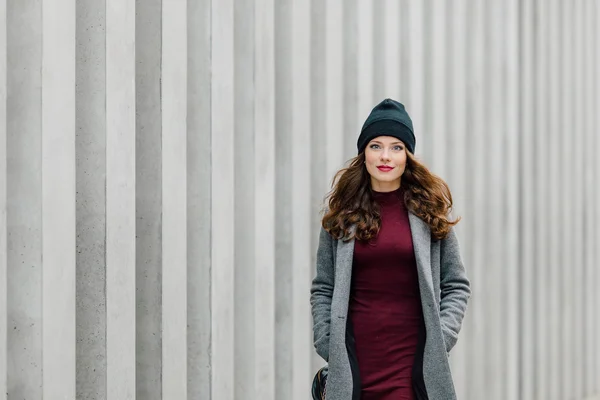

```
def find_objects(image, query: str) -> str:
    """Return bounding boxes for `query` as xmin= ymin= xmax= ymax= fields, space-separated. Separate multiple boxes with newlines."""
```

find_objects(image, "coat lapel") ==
xmin=408 ymin=212 xmax=435 ymax=297
xmin=336 ymin=225 xmax=356 ymax=282
xmin=335 ymin=235 xmax=355 ymax=289
xmin=329 ymin=234 xmax=358 ymax=400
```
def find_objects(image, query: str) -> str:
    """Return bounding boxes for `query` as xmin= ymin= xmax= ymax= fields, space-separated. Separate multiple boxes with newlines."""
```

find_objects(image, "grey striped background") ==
xmin=0 ymin=0 xmax=599 ymax=399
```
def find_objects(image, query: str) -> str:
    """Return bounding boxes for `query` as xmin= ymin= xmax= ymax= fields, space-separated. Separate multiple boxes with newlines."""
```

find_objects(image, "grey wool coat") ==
xmin=310 ymin=212 xmax=471 ymax=400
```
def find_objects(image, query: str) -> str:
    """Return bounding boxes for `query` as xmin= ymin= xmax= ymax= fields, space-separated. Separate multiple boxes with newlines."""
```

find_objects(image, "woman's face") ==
xmin=364 ymin=136 xmax=407 ymax=191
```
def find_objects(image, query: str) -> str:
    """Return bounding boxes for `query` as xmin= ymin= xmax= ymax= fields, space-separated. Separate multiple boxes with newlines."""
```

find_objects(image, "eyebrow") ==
xmin=371 ymin=140 xmax=404 ymax=145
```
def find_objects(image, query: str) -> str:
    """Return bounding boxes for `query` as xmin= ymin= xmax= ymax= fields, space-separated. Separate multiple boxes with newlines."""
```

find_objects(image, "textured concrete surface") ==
xmin=0 ymin=0 xmax=6 ymax=395
xmin=0 ymin=0 xmax=599 ymax=399
xmin=105 ymin=0 xmax=137 ymax=396
xmin=41 ymin=0 xmax=77 ymax=396
xmin=186 ymin=0 xmax=212 ymax=397
xmin=135 ymin=0 xmax=162 ymax=397
xmin=75 ymin=0 xmax=107 ymax=398
xmin=274 ymin=2 xmax=294 ymax=399
xmin=161 ymin=0 xmax=188 ymax=397
xmin=7 ymin=0 xmax=43 ymax=398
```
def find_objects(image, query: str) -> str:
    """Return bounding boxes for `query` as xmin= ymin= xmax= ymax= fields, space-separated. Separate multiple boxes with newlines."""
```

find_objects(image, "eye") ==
xmin=392 ymin=145 xmax=404 ymax=151
xmin=369 ymin=144 xmax=381 ymax=149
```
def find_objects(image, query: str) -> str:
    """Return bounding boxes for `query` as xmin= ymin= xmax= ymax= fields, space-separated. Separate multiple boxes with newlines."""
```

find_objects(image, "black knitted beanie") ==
xmin=356 ymin=98 xmax=415 ymax=154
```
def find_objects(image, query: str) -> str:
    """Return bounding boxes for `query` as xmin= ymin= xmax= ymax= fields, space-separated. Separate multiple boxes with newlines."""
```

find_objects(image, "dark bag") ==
xmin=311 ymin=366 xmax=328 ymax=400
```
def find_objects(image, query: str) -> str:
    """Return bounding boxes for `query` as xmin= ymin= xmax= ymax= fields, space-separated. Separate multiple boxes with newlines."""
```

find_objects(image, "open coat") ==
xmin=310 ymin=212 xmax=471 ymax=400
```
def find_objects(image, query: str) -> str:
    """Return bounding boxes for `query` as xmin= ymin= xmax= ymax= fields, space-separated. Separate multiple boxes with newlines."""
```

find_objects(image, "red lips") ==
xmin=377 ymin=166 xmax=394 ymax=172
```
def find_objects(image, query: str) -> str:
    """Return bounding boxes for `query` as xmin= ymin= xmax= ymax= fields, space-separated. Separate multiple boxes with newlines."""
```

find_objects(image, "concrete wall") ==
xmin=0 ymin=0 xmax=599 ymax=399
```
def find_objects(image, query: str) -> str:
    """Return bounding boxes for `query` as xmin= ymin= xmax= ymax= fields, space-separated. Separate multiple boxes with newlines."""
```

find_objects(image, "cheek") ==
xmin=363 ymin=156 xmax=378 ymax=175
xmin=395 ymin=153 xmax=407 ymax=167
xmin=365 ymin=162 xmax=377 ymax=175
xmin=393 ymin=156 xmax=407 ymax=176
xmin=364 ymin=153 xmax=379 ymax=169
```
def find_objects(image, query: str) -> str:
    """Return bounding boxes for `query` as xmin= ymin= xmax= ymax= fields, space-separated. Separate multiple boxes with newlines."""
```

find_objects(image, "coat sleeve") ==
xmin=439 ymin=227 xmax=471 ymax=353
xmin=310 ymin=226 xmax=335 ymax=362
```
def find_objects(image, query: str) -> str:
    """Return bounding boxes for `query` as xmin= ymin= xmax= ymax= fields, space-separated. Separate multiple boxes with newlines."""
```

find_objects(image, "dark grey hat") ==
xmin=357 ymin=98 xmax=415 ymax=154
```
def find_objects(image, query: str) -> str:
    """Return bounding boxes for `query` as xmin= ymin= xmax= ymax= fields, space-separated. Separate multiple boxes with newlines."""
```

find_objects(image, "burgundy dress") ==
xmin=349 ymin=187 xmax=424 ymax=400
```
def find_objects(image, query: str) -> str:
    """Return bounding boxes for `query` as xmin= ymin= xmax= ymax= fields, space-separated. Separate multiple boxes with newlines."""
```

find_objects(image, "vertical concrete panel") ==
xmin=356 ymin=1 xmax=373 ymax=119
xmin=589 ymin=2 xmax=600 ymax=384
xmin=254 ymin=0 xmax=276 ymax=398
xmin=560 ymin=1 xmax=574 ymax=397
xmin=576 ymin=0 xmax=586 ymax=387
xmin=106 ymin=0 xmax=136 ymax=397
xmin=595 ymin=3 xmax=600 ymax=388
xmin=519 ymin=1 xmax=535 ymax=398
xmin=342 ymin=0 xmax=356 ymax=155
xmin=135 ymin=0 xmax=163 ymax=398
xmin=406 ymin=1 xmax=424 ymax=157
xmin=465 ymin=0 xmax=486 ymax=397
xmin=41 ymin=0 xmax=76 ymax=397
xmin=76 ymin=0 xmax=107 ymax=398
xmin=0 ymin=0 xmax=6 ymax=396
xmin=161 ymin=0 xmax=188 ymax=397
xmin=274 ymin=0 xmax=293 ymax=398
xmin=592 ymin=3 xmax=600 ymax=392
xmin=6 ymin=0 xmax=43 ymax=397
xmin=383 ymin=0 xmax=400 ymax=101
xmin=503 ymin=1 xmax=520 ymax=398
xmin=187 ymin=0 xmax=212 ymax=397
xmin=589 ymin=0 xmax=598 ymax=388
xmin=309 ymin=0 xmax=327 ymax=374
xmin=325 ymin=0 xmax=344 ymax=174
xmin=546 ymin=2 xmax=561 ymax=398
xmin=534 ymin=3 xmax=550 ymax=398
xmin=579 ymin=0 xmax=590 ymax=386
xmin=233 ymin=0 xmax=254 ymax=396
xmin=372 ymin=0 xmax=385 ymax=102
xmin=446 ymin=0 xmax=469 ymax=397
xmin=420 ymin=0 xmax=434 ymax=162
xmin=211 ymin=0 xmax=235 ymax=397
xmin=290 ymin=1 xmax=312 ymax=396
xmin=583 ymin=1 xmax=595 ymax=395
xmin=572 ymin=3 xmax=585 ymax=399
xmin=479 ymin=3 xmax=496 ymax=397
xmin=429 ymin=0 xmax=446 ymax=175
xmin=556 ymin=1 xmax=567 ymax=396
xmin=342 ymin=0 xmax=358 ymax=157
xmin=398 ymin=0 xmax=410 ymax=98
xmin=487 ymin=2 xmax=505 ymax=398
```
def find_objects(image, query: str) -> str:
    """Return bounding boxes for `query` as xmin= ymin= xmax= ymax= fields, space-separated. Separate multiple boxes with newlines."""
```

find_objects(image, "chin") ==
xmin=379 ymin=174 xmax=402 ymax=182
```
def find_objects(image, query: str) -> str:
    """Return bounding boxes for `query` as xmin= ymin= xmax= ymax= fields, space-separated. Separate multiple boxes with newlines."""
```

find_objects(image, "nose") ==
xmin=380 ymin=149 xmax=391 ymax=161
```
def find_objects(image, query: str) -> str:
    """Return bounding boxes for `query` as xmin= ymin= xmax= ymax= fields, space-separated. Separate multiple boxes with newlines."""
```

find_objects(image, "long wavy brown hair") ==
xmin=322 ymin=151 xmax=460 ymax=242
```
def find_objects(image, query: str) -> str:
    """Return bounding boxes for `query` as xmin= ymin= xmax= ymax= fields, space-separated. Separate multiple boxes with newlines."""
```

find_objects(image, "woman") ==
xmin=310 ymin=99 xmax=471 ymax=400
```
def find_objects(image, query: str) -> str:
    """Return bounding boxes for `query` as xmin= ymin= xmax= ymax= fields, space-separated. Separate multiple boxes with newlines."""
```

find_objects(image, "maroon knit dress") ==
xmin=349 ymin=187 xmax=424 ymax=400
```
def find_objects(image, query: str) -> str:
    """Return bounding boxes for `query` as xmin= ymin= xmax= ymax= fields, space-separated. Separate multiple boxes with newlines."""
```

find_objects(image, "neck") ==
xmin=370 ymin=178 xmax=401 ymax=193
